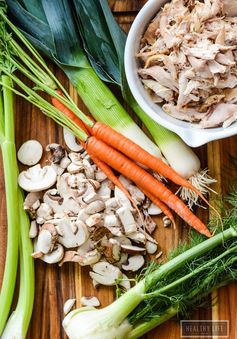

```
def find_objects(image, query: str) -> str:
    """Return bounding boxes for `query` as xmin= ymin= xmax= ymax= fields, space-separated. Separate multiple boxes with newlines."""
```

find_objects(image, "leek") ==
xmin=63 ymin=210 xmax=237 ymax=338
xmin=5 ymin=0 xmax=163 ymax=159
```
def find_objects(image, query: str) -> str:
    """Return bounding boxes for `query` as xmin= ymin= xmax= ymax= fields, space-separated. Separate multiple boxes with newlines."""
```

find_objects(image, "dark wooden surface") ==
xmin=0 ymin=1 xmax=237 ymax=338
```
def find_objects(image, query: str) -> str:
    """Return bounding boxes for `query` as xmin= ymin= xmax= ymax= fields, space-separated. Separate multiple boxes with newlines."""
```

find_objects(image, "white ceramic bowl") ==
xmin=125 ymin=0 xmax=237 ymax=147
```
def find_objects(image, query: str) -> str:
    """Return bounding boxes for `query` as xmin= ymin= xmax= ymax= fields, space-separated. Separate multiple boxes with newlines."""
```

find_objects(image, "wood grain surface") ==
xmin=0 ymin=1 xmax=237 ymax=338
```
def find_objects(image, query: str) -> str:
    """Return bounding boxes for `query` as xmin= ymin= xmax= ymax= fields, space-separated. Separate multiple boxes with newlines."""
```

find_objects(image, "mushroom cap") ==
xmin=17 ymin=140 xmax=43 ymax=166
xmin=18 ymin=164 xmax=57 ymax=192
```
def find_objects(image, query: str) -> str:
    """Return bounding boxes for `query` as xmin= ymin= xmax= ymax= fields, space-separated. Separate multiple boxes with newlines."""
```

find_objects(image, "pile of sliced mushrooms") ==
xmin=17 ymin=129 xmax=164 ymax=290
xmin=138 ymin=0 xmax=237 ymax=128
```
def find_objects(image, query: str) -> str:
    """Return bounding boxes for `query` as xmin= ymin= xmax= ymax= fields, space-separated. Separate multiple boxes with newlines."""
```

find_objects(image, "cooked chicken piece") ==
xmin=188 ymin=56 xmax=206 ymax=71
xmin=164 ymin=56 xmax=178 ymax=80
xmin=144 ymin=54 xmax=166 ymax=69
xmin=222 ymin=115 xmax=237 ymax=128
xmin=139 ymin=66 xmax=179 ymax=92
xmin=177 ymin=71 xmax=189 ymax=108
xmin=200 ymin=103 xmax=237 ymax=128
xmin=184 ymin=44 xmax=234 ymax=60
xmin=143 ymin=13 xmax=162 ymax=45
xmin=150 ymin=93 xmax=163 ymax=103
xmin=163 ymin=103 xmax=206 ymax=122
xmin=224 ymin=87 xmax=237 ymax=103
xmin=215 ymin=26 xmax=225 ymax=45
xmin=142 ymin=80 xmax=174 ymax=102
xmin=216 ymin=51 xmax=235 ymax=66
xmin=216 ymin=74 xmax=237 ymax=89
xmin=193 ymin=0 xmax=223 ymax=22
xmin=199 ymin=95 xmax=225 ymax=112
xmin=208 ymin=60 xmax=227 ymax=74
xmin=223 ymin=0 xmax=237 ymax=17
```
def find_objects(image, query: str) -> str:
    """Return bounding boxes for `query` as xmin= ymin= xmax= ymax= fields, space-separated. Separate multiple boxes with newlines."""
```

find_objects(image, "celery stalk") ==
xmin=0 ymin=75 xmax=19 ymax=335
xmin=2 ymin=190 xmax=34 ymax=339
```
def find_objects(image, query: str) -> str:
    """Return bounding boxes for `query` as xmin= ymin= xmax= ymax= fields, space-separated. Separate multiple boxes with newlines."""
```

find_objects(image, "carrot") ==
xmin=51 ymin=91 xmax=92 ymax=135
xmin=140 ymin=187 xmax=176 ymax=228
xmin=85 ymin=136 xmax=211 ymax=237
xmin=87 ymin=153 xmax=141 ymax=213
xmin=91 ymin=123 xmax=203 ymax=196
xmin=91 ymin=122 xmax=222 ymax=223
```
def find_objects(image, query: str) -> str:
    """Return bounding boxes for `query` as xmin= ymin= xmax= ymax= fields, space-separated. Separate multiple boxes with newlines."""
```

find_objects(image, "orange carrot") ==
xmin=91 ymin=123 xmax=202 ymax=196
xmin=140 ymin=187 xmax=176 ymax=228
xmin=88 ymin=153 xmax=141 ymax=213
xmin=85 ymin=136 xmax=211 ymax=237
xmin=51 ymin=91 xmax=92 ymax=135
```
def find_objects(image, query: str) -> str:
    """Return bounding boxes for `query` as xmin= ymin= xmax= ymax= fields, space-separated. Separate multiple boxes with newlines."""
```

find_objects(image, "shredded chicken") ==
xmin=138 ymin=0 xmax=237 ymax=128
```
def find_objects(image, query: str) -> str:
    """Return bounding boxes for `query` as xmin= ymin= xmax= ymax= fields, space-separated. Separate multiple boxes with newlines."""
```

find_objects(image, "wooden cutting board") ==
xmin=0 ymin=1 xmax=237 ymax=338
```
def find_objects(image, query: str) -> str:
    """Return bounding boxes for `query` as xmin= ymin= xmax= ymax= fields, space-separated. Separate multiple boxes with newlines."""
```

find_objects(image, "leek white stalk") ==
xmin=129 ymin=100 xmax=216 ymax=206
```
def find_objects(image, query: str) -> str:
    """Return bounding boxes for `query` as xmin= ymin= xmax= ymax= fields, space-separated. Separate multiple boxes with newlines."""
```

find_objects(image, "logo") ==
xmin=180 ymin=320 xmax=229 ymax=338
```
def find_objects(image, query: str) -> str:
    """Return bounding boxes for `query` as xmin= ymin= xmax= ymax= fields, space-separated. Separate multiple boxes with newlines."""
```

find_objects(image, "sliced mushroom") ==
xmin=17 ymin=140 xmax=43 ymax=166
xmin=95 ymin=169 xmax=107 ymax=182
xmin=144 ymin=213 xmax=157 ymax=234
xmin=147 ymin=203 xmax=162 ymax=215
xmin=115 ymin=187 xmax=132 ymax=209
xmin=63 ymin=298 xmax=76 ymax=315
xmin=41 ymin=244 xmax=64 ymax=264
xmin=78 ymin=249 xmax=101 ymax=266
xmin=146 ymin=241 xmax=158 ymax=254
xmin=24 ymin=191 xmax=43 ymax=219
xmin=63 ymin=128 xmax=83 ymax=152
xmin=121 ymin=244 xmax=146 ymax=254
xmin=56 ymin=218 xmax=89 ymax=248
xmin=46 ymin=143 xmax=66 ymax=164
xmin=77 ymin=209 xmax=90 ymax=223
xmin=80 ymin=296 xmax=100 ymax=307
xmin=103 ymin=214 xmax=120 ymax=227
xmin=85 ymin=200 xmax=105 ymax=215
xmin=105 ymin=198 xmax=119 ymax=211
xmin=18 ymin=164 xmax=57 ymax=192
xmin=97 ymin=180 xmax=112 ymax=201
xmin=104 ymin=238 xmax=121 ymax=263
xmin=43 ymin=189 xmax=80 ymax=215
xmin=127 ymin=232 xmax=146 ymax=244
xmin=90 ymin=262 xmax=122 ymax=286
xmin=37 ymin=229 xmax=55 ymax=254
xmin=36 ymin=203 xmax=53 ymax=224
xmin=86 ymin=213 xmax=102 ymax=227
xmin=106 ymin=226 xmax=123 ymax=237
xmin=116 ymin=206 xmax=137 ymax=234
xmin=29 ymin=220 xmax=38 ymax=238
xmin=83 ymin=192 xmax=99 ymax=204
xmin=122 ymin=255 xmax=145 ymax=272
xmin=67 ymin=162 xmax=83 ymax=174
